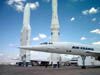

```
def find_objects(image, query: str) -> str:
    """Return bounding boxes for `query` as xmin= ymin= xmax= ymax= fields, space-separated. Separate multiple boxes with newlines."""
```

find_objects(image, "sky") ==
xmin=0 ymin=0 xmax=100 ymax=63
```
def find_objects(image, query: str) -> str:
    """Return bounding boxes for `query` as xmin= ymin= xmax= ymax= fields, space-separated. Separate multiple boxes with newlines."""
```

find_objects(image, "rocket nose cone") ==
xmin=25 ymin=3 xmax=30 ymax=9
xmin=23 ymin=3 xmax=31 ymax=28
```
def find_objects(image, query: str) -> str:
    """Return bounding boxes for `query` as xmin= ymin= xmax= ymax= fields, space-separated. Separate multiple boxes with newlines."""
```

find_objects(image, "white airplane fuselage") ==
xmin=21 ymin=42 xmax=100 ymax=57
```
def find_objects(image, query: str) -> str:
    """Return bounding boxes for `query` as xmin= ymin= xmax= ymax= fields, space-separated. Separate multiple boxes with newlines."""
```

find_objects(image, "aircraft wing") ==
xmin=86 ymin=51 xmax=100 ymax=56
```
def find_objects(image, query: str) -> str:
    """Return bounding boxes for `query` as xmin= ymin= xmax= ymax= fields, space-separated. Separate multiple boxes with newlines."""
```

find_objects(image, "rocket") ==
xmin=20 ymin=3 xmax=31 ymax=62
xmin=51 ymin=0 xmax=60 ymax=42
xmin=50 ymin=0 xmax=61 ymax=65
xmin=23 ymin=3 xmax=31 ymax=31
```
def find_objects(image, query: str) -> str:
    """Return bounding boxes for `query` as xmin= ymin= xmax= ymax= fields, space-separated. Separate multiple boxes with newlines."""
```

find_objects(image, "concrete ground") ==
xmin=0 ymin=65 xmax=100 ymax=75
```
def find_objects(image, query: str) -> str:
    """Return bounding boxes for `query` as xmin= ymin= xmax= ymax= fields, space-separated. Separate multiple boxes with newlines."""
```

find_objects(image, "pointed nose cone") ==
xmin=52 ymin=0 xmax=57 ymax=12
xmin=23 ymin=3 xmax=31 ymax=29
xmin=25 ymin=3 xmax=30 ymax=9
xmin=51 ymin=0 xmax=59 ymax=29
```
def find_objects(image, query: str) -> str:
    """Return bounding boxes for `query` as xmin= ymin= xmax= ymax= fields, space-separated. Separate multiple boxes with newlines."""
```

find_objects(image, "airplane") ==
xmin=19 ymin=42 xmax=100 ymax=69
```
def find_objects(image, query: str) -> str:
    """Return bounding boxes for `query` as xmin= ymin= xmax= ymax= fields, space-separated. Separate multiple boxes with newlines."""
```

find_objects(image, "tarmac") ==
xmin=0 ymin=65 xmax=100 ymax=75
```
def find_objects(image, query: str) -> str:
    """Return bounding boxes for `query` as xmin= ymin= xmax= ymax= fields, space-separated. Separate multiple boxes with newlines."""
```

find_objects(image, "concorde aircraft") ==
xmin=19 ymin=42 xmax=100 ymax=69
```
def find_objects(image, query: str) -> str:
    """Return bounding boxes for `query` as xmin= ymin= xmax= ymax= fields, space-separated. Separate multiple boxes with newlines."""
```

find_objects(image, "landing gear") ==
xmin=17 ymin=54 xmax=31 ymax=67
xmin=81 ymin=56 xmax=86 ymax=69
xmin=16 ymin=62 xmax=30 ymax=67
xmin=51 ymin=62 xmax=60 ymax=68
xmin=16 ymin=62 xmax=23 ymax=66
xmin=24 ymin=62 xmax=29 ymax=67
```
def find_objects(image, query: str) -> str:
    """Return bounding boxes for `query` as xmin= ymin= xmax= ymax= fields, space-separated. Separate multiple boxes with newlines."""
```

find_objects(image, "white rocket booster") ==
xmin=20 ymin=3 xmax=31 ymax=62
xmin=50 ymin=0 xmax=61 ymax=65
xmin=51 ymin=0 xmax=60 ymax=42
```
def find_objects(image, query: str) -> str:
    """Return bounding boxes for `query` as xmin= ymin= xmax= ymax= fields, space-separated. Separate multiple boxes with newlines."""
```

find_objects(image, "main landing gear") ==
xmin=81 ymin=55 xmax=86 ymax=69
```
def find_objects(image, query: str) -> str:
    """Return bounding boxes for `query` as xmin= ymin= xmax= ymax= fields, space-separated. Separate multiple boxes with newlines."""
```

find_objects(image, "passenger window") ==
xmin=72 ymin=46 xmax=75 ymax=49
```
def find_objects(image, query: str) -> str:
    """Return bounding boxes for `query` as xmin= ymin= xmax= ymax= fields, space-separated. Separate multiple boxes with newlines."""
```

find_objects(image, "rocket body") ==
xmin=50 ymin=0 xmax=61 ymax=65
xmin=51 ymin=0 xmax=60 ymax=42
xmin=20 ymin=3 xmax=31 ymax=62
